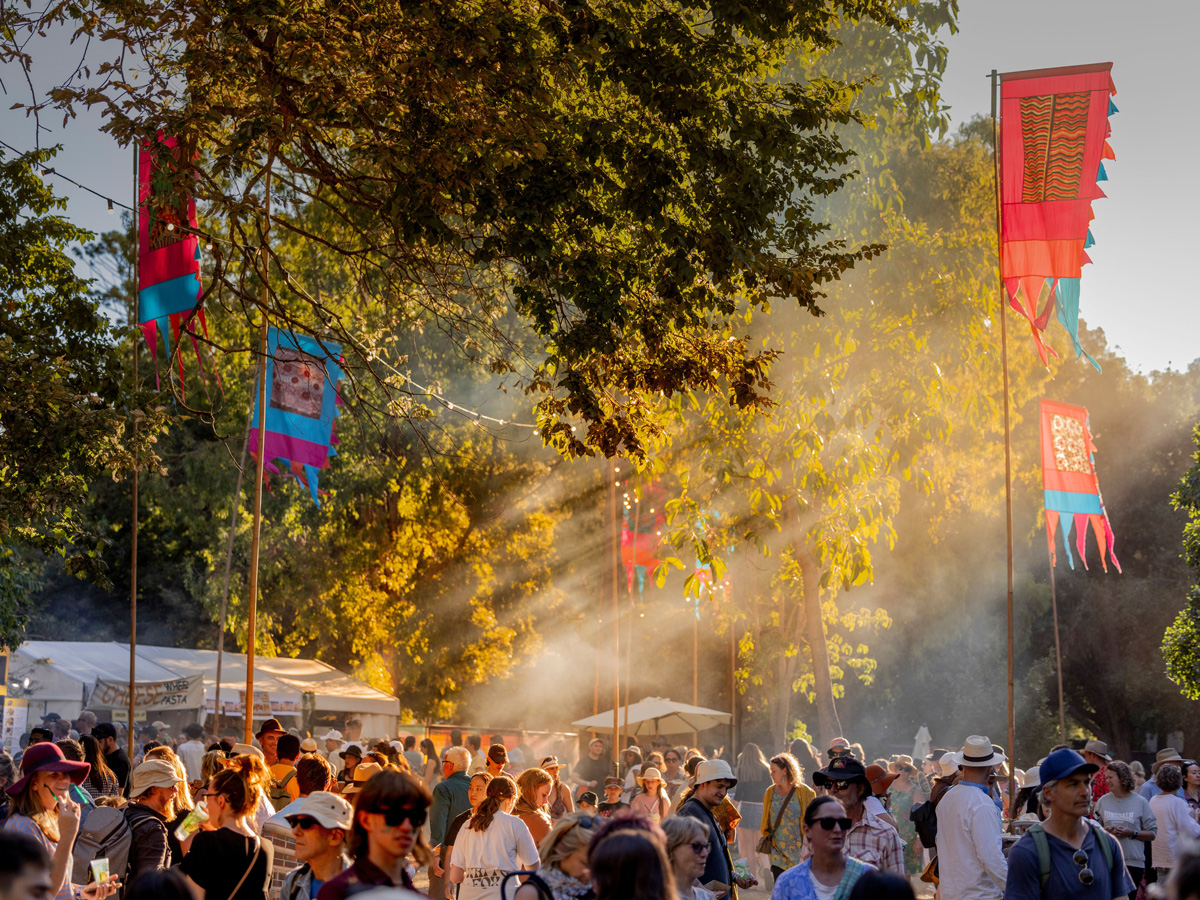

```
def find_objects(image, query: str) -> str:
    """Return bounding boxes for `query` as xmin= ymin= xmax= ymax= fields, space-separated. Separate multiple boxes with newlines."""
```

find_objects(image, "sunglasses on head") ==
xmin=812 ymin=816 xmax=853 ymax=831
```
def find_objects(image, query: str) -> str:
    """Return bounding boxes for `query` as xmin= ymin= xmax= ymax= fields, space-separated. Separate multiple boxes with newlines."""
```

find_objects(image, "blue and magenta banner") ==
xmin=249 ymin=327 xmax=344 ymax=505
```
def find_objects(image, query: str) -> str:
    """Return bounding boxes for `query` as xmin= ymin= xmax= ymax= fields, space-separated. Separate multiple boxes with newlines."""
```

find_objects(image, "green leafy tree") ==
xmin=1 ymin=0 xmax=943 ymax=458
xmin=1163 ymin=418 xmax=1200 ymax=699
xmin=0 ymin=148 xmax=166 ymax=648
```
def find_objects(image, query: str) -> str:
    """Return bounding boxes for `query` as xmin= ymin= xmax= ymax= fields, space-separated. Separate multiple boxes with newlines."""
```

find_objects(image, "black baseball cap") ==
xmin=94 ymin=722 xmax=118 ymax=740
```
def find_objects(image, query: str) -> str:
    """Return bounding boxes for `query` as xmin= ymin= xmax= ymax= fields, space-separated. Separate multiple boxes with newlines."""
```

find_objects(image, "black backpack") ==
xmin=910 ymin=799 xmax=938 ymax=848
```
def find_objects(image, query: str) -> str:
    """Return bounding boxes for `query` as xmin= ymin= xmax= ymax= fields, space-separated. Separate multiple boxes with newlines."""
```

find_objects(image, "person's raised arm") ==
xmin=50 ymin=795 xmax=81 ymax=899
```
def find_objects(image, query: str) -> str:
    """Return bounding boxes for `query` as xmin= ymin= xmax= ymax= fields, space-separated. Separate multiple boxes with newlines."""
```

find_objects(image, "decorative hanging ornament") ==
xmin=999 ymin=63 xmax=1117 ymax=370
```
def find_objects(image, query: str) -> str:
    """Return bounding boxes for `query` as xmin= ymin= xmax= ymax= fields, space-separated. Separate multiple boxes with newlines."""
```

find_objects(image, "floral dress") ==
xmin=889 ymin=783 xmax=923 ymax=875
xmin=765 ymin=783 xmax=813 ymax=872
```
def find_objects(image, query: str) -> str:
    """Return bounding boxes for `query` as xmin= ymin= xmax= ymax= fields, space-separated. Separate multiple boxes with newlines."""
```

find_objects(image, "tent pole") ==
xmin=692 ymin=605 xmax=699 ymax=749
xmin=128 ymin=141 xmax=139 ymax=737
xmin=991 ymin=68 xmax=1017 ymax=810
xmin=245 ymin=149 xmax=273 ymax=746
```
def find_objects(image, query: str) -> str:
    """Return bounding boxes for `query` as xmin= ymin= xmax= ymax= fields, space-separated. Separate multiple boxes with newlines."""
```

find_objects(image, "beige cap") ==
xmin=300 ymin=737 xmax=319 ymax=753
xmin=285 ymin=790 xmax=353 ymax=830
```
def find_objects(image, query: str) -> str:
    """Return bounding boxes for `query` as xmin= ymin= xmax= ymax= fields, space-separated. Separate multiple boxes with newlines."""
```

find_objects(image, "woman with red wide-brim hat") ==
xmin=3 ymin=742 xmax=120 ymax=900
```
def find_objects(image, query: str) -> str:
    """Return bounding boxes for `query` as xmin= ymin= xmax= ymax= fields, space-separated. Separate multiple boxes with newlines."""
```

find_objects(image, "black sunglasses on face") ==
xmin=289 ymin=817 xmax=322 ymax=830
xmin=813 ymin=816 xmax=853 ymax=831
xmin=376 ymin=806 xmax=428 ymax=829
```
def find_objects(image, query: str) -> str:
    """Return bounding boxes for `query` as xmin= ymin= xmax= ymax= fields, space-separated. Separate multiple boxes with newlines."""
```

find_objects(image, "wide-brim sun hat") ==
xmin=938 ymin=752 xmax=958 ymax=777
xmin=812 ymin=756 xmax=868 ymax=788
xmin=1022 ymin=765 xmax=1041 ymax=789
xmin=1083 ymin=739 xmax=1112 ymax=762
xmin=1153 ymin=748 xmax=1183 ymax=774
xmin=864 ymin=764 xmax=898 ymax=796
xmin=637 ymin=767 xmax=665 ymax=788
xmin=953 ymin=735 xmax=1006 ymax=768
xmin=7 ymin=742 xmax=91 ymax=796
xmin=342 ymin=762 xmax=384 ymax=795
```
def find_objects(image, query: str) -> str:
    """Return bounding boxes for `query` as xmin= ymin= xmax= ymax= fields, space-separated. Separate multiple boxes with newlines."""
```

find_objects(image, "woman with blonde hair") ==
xmin=515 ymin=767 xmax=555 ymax=844
xmin=512 ymin=810 xmax=599 ymax=900
xmin=629 ymin=767 xmax=670 ymax=823
xmin=450 ymin=774 xmax=539 ymax=900
xmin=180 ymin=755 xmax=274 ymax=899
xmin=540 ymin=756 xmax=575 ymax=822
xmin=662 ymin=815 xmax=717 ymax=900
xmin=2 ymin=743 xmax=119 ymax=900
xmin=761 ymin=752 xmax=813 ymax=880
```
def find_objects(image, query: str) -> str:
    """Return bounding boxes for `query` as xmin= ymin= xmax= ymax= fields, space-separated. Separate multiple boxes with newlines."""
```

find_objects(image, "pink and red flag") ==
xmin=1040 ymin=399 xmax=1120 ymax=572
xmin=999 ymin=63 xmax=1117 ymax=369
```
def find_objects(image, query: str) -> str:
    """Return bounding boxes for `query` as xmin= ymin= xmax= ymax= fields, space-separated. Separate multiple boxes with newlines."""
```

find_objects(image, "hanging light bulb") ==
xmin=167 ymin=222 xmax=175 ymax=231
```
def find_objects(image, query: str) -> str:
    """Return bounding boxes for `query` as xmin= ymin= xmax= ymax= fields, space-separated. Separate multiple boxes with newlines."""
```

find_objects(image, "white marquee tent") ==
xmin=8 ymin=641 xmax=400 ymax=735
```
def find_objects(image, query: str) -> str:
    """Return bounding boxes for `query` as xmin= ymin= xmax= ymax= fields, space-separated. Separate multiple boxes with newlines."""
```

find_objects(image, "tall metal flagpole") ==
xmin=991 ymin=69 xmax=1017 ymax=810
xmin=128 ymin=143 xmax=139 ymax=737
xmin=244 ymin=152 xmax=273 ymax=746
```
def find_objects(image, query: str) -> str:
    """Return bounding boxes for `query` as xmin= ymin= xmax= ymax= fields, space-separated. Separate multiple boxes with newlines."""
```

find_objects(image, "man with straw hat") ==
xmin=934 ymin=736 xmax=1009 ymax=900
xmin=1140 ymin=748 xmax=1186 ymax=801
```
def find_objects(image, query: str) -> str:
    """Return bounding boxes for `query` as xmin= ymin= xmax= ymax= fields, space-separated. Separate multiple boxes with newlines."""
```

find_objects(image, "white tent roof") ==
xmin=12 ymin=642 xmax=181 ymax=703
xmin=122 ymin=645 xmax=399 ymax=716
xmin=11 ymin=642 xmax=399 ymax=717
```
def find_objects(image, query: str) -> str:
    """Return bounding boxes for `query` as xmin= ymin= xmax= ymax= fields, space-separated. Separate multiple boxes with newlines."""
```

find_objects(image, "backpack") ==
xmin=910 ymin=800 xmax=938 ymax=848
xmin=1027 ymin=820 xmax=1114 ymax=892
xmin=71 ymin=805 xmax=133 ymax=887
xmin=268 ymin=768 xmax=297 ymax=808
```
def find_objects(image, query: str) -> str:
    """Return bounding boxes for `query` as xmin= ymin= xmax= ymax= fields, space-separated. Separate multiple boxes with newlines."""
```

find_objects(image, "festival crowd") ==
xmin=3 ymin=713 xmax=1200 ymax=900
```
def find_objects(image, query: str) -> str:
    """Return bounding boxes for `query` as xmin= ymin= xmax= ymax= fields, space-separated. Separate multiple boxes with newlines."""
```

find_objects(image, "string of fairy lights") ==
xmin=1 ymin=138 xmax=552 ymax=435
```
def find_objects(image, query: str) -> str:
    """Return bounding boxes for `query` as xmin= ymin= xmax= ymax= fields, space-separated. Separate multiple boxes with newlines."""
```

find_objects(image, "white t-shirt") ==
xmin=450 ymin=810 xmax=539 ymax=900
xmin=177 ymin=739 xmax=205 ymax=782
xmin=863 ymin=795 xmax=888 ymax=819
xmin=809 ymin=869 xmax=838 ymax=900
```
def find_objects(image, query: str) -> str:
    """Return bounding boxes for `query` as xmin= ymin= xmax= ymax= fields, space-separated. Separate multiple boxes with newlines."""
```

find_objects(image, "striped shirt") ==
xmin=4 ymin=814 xmax=75 ymax=900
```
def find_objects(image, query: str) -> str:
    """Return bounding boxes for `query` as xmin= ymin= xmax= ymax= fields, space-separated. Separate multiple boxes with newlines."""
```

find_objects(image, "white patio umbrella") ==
xmin=913 ymin=725 xmax=932 ymax=762
xmin=572 ymin=696 xmax=731 ymax=736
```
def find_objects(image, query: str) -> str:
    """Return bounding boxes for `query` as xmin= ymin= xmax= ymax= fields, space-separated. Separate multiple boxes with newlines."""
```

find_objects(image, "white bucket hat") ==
xmin=693 ymin=758 xmax=738 ymax=787
xmin=1022 ymin=765 xmax=1041 ymax=789
xmin=954 ymin=735 xmax=1006 ymax=768
xmin=939 ymin=752 xmax=959 ymax=777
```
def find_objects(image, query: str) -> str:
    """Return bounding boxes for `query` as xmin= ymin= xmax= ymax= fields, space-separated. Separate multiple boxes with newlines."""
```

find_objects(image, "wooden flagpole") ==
xmin=244 ymin=152 xmax=273 ymax=746
xmin=128 ymin=143 xmax=139 ymax=737
xmin=215 ymin=412 xmax=251 ymax=735
xmin=609 ymin=461 xmax=621 ymax=773
xmin=1049 ymin=552 xmax=1067 ymax=744
xmin=991 ymin=69 xmax=1017 ymax=812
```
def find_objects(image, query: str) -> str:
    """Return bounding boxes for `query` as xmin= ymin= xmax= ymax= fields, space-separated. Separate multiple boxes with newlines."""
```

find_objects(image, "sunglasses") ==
xmin=1073 ymin=849 xmax=1094 ymax=885
xmin=665 ymin=756 xmax=680 ymax=763
xmin=828 ymin=780 xmax=859 ymax=792
xmin=378 ymin=806 xmax=427 ymax=829
xmin=689 ymin=841 xmax=709 ymax=855
xmin=289 ymin=817 xmax=322 ymax=830
xmin=812 ymin=816 xmax=853 ymax=831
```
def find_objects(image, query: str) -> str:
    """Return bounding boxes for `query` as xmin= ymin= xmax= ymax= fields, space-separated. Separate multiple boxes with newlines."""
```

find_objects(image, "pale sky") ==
xmin=2 ymin=1 xmax=1193 ymax=373
xmin=939 ymin=0 xmax=1198 ymax=374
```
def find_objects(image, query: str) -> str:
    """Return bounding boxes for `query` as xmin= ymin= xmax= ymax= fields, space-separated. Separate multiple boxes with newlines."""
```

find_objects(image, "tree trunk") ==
xmin=796 ymin=541 xmax=842 ymax=750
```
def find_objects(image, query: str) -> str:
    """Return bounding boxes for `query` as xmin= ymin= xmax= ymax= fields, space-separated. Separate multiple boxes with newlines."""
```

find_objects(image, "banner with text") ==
xmin=88 ymin=674 xmax=204 ymax=711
